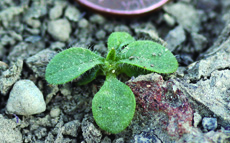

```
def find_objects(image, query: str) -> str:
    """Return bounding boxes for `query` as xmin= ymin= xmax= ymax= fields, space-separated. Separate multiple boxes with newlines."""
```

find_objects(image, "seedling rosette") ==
xmin=45 ymin=32 xmax=178 ymax=133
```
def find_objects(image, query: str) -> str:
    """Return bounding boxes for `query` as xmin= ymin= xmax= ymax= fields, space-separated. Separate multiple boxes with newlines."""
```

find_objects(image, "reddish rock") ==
xmin=127 ymin=76 xmax=193 ymax=138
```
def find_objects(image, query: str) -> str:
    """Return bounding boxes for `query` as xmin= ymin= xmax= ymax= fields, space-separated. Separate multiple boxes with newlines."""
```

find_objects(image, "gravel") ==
xmin=48 ymin=19 xmax=72 ymax=42
xmin=202 ymin=117 xmax=217 ymax=131
xmin=6 ymin=80 xmax=46 ymax=115
xmin=164 ymin=2 xmax=201 ymax=33
xmin=165 ymin=25 xmax=186 ymax=51
xmin=0 ymin=114 xmax=22 ymax=142
xmin=1 ymin=0 xmax=230 ymax=142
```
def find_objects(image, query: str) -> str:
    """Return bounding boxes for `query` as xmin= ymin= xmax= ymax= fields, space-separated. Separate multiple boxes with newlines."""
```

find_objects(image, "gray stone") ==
xmin=9 ymin=31 xmax=23 ymax=41
xmin=95 ymin=30 xmax=106 ymax=40
xmin=8 ymin=42 xmax=44 ymax=61
xmin=63 ymin=120 xmax=81 ymax=137
xmin=202 ymin=117 xmax=217 ymax=131
xmin=174 ymin=70 xmax=230 ymax=123
xmin=26 ymin=49 xmax=57 ymax=77
xmin=89 ymin=14 xmax=106 ymax=25
xmin=45 ymin=85 xmax=59 ymax=104
xmin=25 ymin=27 xmax=40 ymax=35
xmin=114 ymin=25 xmax=130 ymax=33
xmin=196 ymin=0 xmax=219 ymax=12
xmin=23 ymin=1 xmax=47 ymax=20
xmin=186 ymin=39 xmax=230 ymax=80
xmin=60 ymin=83 xmax=72 ymax=96
xmin=48 ymin=19 xmax=72 ymax=42
xmin=0 ymin=59 xmax=23 ymax=95
xmin=25 ymin=35 xmax=41 ymax=43
xmin=50 ymin=107 xmax=61 ymax=118
xmin=191 ymin=33 xmax=208 ymax=52
xmin=65 ymin=5 xmax=80 ymax=22
xmin=82 ymin=119 xmax=102 ymax=143
xmin=165 ymin=25 xmax=186 ymax=51
xmin=194 ymin=112 xmax=202 ymax=128
xmin=50 ymin=41 xmax=65 ymax=50
xmin=164 ymin=2 xmax=201 ymax=32
xmin=0 ymin=6 xmax=24 ymax=22
xmin=163 ymin=13 xmax=176 ymax=26
xmin=0 ymin=61 xmax=8 ymax=71
xmin=25 ymin=19 xmax=41 ymax=28
xmin=34 ymin=127 xmax=47 ymax=140
xmin=1 ymin=34 xmax=15 ymax=46
xmin=113 ymin=138 xmax=124 ymax=143
xmin=0 ymin=114 xmax=22 ymax=142
xmin=78 ymin=18 xmax=89 ymax=28
xmin=6 ymin=80 xmax=46 ymax=115
xmin=204 ymin=23 xmax=230 ymax=55
xmin=134 ymin=131 xmax=161 ymax=143
xmin=49 ymin=5 xmax=64 ymax=20
xmin=101 ymin=136 xmax=111 ymax=143
xmin=178 ymin=128 xmax=229 ymax=143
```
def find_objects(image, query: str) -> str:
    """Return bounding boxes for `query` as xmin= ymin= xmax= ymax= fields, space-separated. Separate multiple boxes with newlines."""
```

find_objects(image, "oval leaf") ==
xmin=45 ymin=47 xmax=104 ymax=85
xmin=92 ymin=76 xmax=136 ymax=134
xmin=117 ymin=41 xmax=178 ymax=73
xmin=107 ymin=32 xmax=135 ymax=52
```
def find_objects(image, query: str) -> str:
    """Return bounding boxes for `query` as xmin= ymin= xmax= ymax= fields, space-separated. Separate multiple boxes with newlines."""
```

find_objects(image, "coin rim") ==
xmin=77 ymin=0 xmax=170 ymax=16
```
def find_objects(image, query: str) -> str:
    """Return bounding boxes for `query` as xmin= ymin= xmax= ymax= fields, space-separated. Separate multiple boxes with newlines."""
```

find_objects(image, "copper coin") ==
xmin=76 ymin=0 xmax=170 ymax=16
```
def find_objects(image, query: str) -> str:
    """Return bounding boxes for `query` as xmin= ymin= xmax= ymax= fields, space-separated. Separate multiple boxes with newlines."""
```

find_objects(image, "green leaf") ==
xmin=45 ymin=47 xmax=105 ymax=85
xmin=117 ymin=41 xmax=178 ymax=73
xmin=117 ymin=64 xmax=151 ymax=77
xmin=106 ymin=48 xmax=116 ymax=61
xmin=92 ymin=76 xmax=136 ymax=134
xmin=77 ymin=66 xmax=103 ymax=85
xmin=107 ymin=32 xmax=135 ymax=52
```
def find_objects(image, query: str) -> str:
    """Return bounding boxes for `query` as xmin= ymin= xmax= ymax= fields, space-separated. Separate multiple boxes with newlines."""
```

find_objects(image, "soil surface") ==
xmin=1 ymin=0 xmax=230 ymax=142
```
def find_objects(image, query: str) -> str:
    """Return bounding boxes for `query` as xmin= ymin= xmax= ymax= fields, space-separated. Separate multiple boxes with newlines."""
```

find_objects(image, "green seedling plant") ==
xmin=45 ymin=32 xmax=178 ymax=134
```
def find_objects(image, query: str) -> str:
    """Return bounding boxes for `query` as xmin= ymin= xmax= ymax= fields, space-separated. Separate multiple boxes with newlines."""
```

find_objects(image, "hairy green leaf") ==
xmin=117 ymin=64 xmax=151 ymax=77
xmin=117 ymin=41 xmax=178 ymax=73
xmin=45 ymin=47 xmax=104 ymax=85
xmin=92 ymin=76 xmax=136 ymax=134
xmin=107 ymin=32 xmax=135 ymax=52
xmin=106 ymin=48 xmax=116 ymax=61
xmin=77 ymin=66 xmax=103 ymax=85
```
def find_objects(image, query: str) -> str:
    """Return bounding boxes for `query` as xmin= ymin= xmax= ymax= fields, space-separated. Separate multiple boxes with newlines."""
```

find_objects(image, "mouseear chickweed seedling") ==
xmin=45 ymin=32 xmax=178 ymax=134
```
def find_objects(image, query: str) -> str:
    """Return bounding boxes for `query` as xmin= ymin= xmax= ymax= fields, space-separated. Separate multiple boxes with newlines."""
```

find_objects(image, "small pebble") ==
xmin=89 ymin=14 xmax=105 ymax=25
xmin=49 ymin=5 xmax=64 ymax=20
xmin=50 ymin=41 xmax=65 ymax=50
xmin=6 ymin=80 xmax=46 ymax=115
xmin=26 ymin=19 xmax=41 ymax=28
xmin=0 ymin=61 xmax=8 ymax=70
xmin=101 ymin=136 xmax=111 ymax=143
xmin=48 ymin=19 xmax=72 ymax=42
xmin=134 ymin=131 xmax=161 ymax=143
xmin=191 ymin=33 xmax=207 ymax=52
xmin=113 ymin=138 xmax=124 ymax=143
xmin=193 ymin=112 xmax=202 ymax=127
xmin=165 ymin=25 xmax=186 ymax=51
xmin=65 ymin=5 xmax=80 ymax=22
xmin=202 ymin=117 xmax=217 ymax=131
xmin=78 ymin=18 xmax=89 ymax=28
xmin=163 ymin=13 xmax=176 ymax=26
xmin=63 ymin=120 xmax=81 ymax=137
xmin=95 ymin=30 xmax=106 ymax=40
xmin=50 ymin=107 xmax=61 ymax=118
xmin=82 ymin=120 xmax=102 ymax=143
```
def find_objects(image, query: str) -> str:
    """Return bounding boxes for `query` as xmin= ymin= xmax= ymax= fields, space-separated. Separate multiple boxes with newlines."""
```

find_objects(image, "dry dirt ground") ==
xmin=1 ymin=0 xmax=230 ymax=142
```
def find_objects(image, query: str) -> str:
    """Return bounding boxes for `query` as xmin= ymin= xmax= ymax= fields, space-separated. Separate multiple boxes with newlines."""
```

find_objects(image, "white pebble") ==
xmin=6 ymin=80 xmax=46 ymax=115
